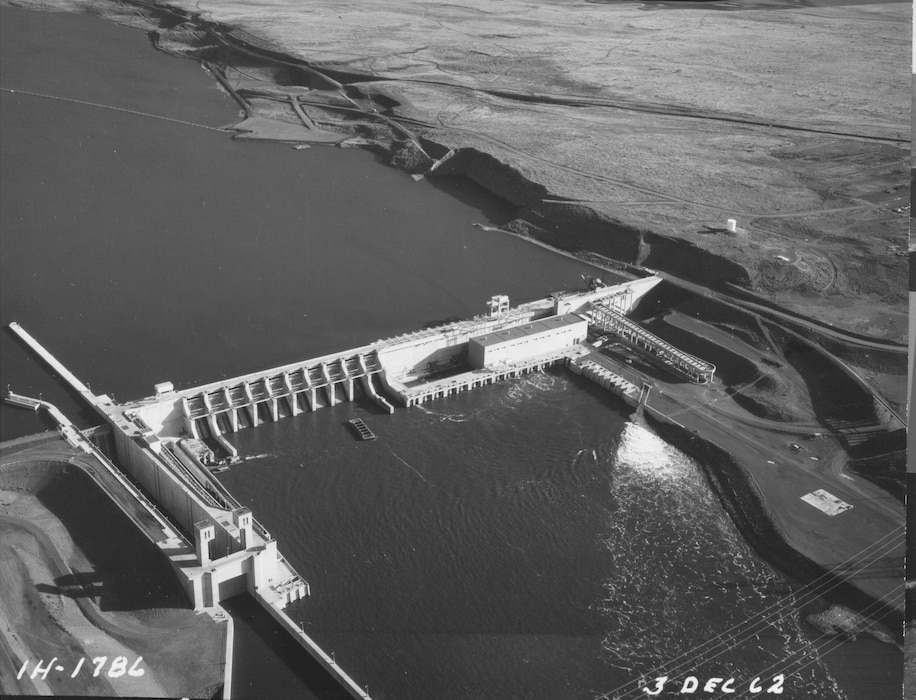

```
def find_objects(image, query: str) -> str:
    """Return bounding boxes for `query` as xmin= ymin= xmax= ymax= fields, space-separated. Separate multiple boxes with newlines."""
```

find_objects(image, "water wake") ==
xmin=387 ymin=446 xmax=433 ymax=486
xmin=415 ymin=404 xmax=470 ymax=423
xmin=598 ymin=421 xmax=840 ymax=697
xmin=504 ymin=371 xmax=562 ymax=404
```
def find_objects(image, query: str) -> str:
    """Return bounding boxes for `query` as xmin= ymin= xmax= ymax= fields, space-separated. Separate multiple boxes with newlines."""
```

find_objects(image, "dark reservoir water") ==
xmin=0 ymin=4 xmax=597 ymax=439
xmin=0 ymin=5 xmax=900 ymax=699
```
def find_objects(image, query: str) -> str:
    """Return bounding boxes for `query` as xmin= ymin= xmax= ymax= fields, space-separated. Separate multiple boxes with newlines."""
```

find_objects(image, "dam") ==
xmin=123 ymin=274 xmax=687 ymax=451
xmin=5 ymin=272 xmax=698 ymax=699
xmin=6 ymin=270 xmax=906 ymax=699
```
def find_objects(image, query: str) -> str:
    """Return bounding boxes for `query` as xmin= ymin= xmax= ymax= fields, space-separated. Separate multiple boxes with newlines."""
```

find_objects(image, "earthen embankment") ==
xmin=0 ymin=447 xmax=226 ymax=697
xmin=644 ymin=414 xmax=904 ymax=634
xmin=58 ymin=0 xmax=908 ymax=356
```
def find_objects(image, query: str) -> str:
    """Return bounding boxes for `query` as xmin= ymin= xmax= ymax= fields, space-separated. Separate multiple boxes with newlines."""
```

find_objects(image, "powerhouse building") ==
xmin=468 ymin=313 xmax=589 ymax=369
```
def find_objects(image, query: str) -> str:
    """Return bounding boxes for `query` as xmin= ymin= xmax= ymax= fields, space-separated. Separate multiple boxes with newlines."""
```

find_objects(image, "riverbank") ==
xmin=647 ymin=414 xmax=902 ymax=631
xmin=0 ymin=437 xmax=226 ymax=697
xmin=13 ymin=0 xmax=906 ymax=346
xmin=603 ymin=279 xmax=905 ymax=632
xmin=6 ymin=0 xmax=905 ymax=399
xmin=634 ymin=322 xmax=903 ymax=628
xmin=25 ymin=0 xmax=910 ymax=395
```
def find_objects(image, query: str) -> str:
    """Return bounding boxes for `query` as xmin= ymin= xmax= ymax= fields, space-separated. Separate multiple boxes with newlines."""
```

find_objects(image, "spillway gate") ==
xmin=182 ymin=350 xmax=389 ymax=440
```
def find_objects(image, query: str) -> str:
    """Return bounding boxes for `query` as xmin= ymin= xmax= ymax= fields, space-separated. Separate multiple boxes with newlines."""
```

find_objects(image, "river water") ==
xmin=0 ymin=4 xmax=899 ymax=699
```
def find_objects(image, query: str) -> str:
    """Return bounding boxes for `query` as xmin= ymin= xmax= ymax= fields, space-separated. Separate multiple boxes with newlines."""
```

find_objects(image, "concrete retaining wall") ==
xmin=257 ymin=601 xmax=371 ymax=700
xmin=111 ymin=432 xmax=234 ymax=557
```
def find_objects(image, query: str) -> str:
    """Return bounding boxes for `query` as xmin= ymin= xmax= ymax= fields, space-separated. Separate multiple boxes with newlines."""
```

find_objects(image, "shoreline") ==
xmin=644 ymin=413 xmax=904 ymax=632
xmin=13 ymin=0 xmax=904 ymax=342
xmin=137 ymin=0 xmax=909 ymax=371
xmin=135 ymin=0 xmax=907 ymax=343
xmin=13 ymin=0 xmax=906 ymax=359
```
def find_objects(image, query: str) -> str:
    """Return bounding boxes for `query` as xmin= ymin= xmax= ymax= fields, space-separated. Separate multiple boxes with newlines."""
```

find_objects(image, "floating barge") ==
xmin=348 ymin=418 xmax=376 ymax=440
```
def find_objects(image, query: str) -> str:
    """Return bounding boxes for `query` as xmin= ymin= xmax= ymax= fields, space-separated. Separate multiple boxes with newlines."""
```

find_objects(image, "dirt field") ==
xmin=0 ymin=439 xmax=226 ymax=698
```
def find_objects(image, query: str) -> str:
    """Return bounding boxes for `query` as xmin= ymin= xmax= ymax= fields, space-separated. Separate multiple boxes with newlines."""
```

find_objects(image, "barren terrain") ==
xmin=8 ymin=0 xmax=909 ymax=342
xmin=104 ymin=0 xmax=916 ymax=342
xmin=0 ymin=437 xmax=226 ymax=698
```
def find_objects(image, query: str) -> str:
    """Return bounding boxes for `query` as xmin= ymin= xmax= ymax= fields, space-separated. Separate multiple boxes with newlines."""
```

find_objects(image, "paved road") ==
xmin=645 ymin=383 xmax=904 ymax=617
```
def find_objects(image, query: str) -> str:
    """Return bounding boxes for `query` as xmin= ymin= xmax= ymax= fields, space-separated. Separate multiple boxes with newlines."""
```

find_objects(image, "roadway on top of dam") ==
xmin=126 ymin=280 xmax=659 ymax=411
xmin=134 ymin=302 xmax=552 ymax=406
xmin=181 ymin=352 xmax=386 ymax=422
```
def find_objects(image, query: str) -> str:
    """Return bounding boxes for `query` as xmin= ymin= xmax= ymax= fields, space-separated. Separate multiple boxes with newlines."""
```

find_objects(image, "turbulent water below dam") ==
xmin=218 ymin=371 xmax=863 ymax=699
xmin=0 ymin=3 xmax=900 ymax=699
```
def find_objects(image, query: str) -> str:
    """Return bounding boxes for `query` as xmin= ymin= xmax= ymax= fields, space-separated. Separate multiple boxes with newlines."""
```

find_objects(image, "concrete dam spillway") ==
xmin=5 ymin=274 xmax=683 ymax=699
xmin=125 ymin=275 xmax=668 ymax=446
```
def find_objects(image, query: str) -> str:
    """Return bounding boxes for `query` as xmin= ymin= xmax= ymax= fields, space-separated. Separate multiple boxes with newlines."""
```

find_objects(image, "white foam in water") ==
xmin=505 ymin=372 xmax=562 ymax=403
xmin=523 ymin=372 xmax=560 ymax=392
xmin=506 ymin=382 xmax=535 ymax=403
xmin=601 ymin=417 xmax=842 ymax=697
xmin=614 ymin=418 xmax=690 ymax=482
xmin=416 ymin=404 xmax=470 ymax=423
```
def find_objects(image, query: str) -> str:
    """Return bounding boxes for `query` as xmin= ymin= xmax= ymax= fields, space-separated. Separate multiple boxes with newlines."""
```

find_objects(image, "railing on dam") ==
xmin=161 ymin=445 xmax=279 ymax=544
xmin=396 ymin=348 xmax=579 ymax=408
xmin=158 ymin=444 xmax=225 ymax=510
xmin=252 ymin=518 xmax=272 ymax=542
xmin=590 ymin=302 xmax=716 ymax=384
xmin=375 ymin=306 xmax=542 ymax=349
